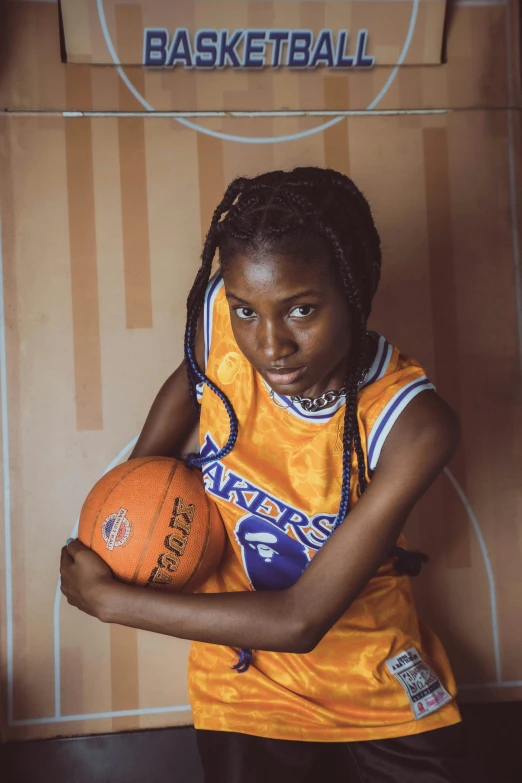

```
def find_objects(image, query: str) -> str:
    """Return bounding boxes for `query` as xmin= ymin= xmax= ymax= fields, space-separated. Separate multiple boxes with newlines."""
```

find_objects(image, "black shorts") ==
xmin=196 ymin=723 xmax=487 ymax=783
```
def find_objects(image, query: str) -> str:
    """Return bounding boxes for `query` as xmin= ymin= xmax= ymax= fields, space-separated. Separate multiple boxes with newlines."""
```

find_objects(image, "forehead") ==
xmin=221 ymin=249 xmax=338 ymax=298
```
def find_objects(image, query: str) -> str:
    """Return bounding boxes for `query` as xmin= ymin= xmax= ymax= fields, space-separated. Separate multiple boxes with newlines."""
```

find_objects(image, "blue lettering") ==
xmin=166 ymin=28 xmax=193 ymax=68
xmin=243 ymin=30 xmax=267 ymax=68
xmin=195 ymin=29 xmax=218 ymax=68
xmin=278 ymin=506 xmax=309 ymax=530
xmin=310 ymin=515 xmax=335 ymax=539
xmin=200 ymin=432 xmax=333 ymax=553
xmin=354 ymin=29 xmax=374 ymax=68
xmin=335 ymin=31 xmax=354 ymax=68
xmin=219 ymin=29 xmax=244 ymax=68
xmin=216 ymin=473 xmax=261 ymax=510
xmin=268 ymin=30 xmax=289 ymax=67
xmin=202 ymin=462 xmax=225 ymax=495
xmin=143 ymin=28 xmax=169 ymax=67
xmin=143 ymin=27 xmax=372 ymax=71
xmin=246 ymin=491 xmax=276 ymax=516
xmin=287 ymin=30 xmax=312 ymax=68
xmin=200 ymin=433 xmax=219 ymax=459
xmin=310 ymin=30 xmax=334 ymax=68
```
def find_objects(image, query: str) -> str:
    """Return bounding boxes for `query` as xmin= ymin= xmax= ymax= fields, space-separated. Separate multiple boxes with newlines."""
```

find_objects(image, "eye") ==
xmin=234 ymin=307 xmax=256 ymax=320
xmin=290 ymin=305 xmax=315 ymax=318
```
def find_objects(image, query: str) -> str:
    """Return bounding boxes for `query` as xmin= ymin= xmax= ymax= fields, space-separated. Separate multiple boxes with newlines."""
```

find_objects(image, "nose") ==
xmin=257 ymin=319 xmax=297 ymax=363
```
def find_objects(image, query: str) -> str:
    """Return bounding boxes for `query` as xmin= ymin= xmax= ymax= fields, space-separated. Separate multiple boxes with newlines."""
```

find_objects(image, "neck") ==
xmin=295 ymin=333 xmax=377 ymax=405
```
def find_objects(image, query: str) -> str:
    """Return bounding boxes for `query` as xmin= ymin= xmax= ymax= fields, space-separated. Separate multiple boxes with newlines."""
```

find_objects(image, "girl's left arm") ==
xmin=60 ymin=390 xmax=458 ymax=654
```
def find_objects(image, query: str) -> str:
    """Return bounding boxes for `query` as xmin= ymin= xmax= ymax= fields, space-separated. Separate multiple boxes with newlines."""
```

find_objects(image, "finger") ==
xmin=60 ymin=543 xmax=75 ymax=566
xmin=65 ymin=538 xmax=88 ymax=559
xmin=60 ymin=546 xmax=72 ymax=570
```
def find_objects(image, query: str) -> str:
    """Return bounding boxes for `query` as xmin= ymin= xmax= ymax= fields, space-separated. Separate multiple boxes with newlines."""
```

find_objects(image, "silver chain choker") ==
xmin=268 ymin=385 xmax=347 ymax=412
xmin=268 ymin=365 xmax=370 ymax=412
xmin=290 ymin=387 xmax=347 ymax=412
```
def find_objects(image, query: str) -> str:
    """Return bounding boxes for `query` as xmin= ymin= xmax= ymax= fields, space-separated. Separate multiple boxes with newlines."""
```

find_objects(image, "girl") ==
xmin=61 ymin=167 xmax=485 ymax=782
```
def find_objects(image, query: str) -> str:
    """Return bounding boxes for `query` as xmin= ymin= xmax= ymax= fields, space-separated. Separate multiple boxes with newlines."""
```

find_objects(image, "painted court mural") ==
xmin=0 ymin=0 xmax=521 ymax=742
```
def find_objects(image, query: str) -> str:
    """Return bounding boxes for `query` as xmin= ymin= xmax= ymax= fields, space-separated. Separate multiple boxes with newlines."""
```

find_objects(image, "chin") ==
xmin=272 ymin=378 xmax=314 ymax=396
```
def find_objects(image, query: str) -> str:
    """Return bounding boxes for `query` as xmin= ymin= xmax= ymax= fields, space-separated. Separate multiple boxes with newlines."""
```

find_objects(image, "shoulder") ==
xmin=361 ymin=335 xmax=437 ymax=472
xmin=381 ymin=389 xmax=460 ymax=465
xmin=369 ymin=389 xmax=460 ymax=504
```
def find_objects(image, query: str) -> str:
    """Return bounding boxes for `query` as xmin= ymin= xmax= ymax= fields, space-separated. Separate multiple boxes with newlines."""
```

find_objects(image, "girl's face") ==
xmin=222 ymin=249 xmax=352 ymax=398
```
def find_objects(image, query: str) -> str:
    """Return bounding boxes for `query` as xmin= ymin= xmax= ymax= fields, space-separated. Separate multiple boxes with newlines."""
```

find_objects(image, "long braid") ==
xmin=184 ymin=179 xmax=247 ymax=465
xmin=315 ymin=222 xmax=368 ymax=525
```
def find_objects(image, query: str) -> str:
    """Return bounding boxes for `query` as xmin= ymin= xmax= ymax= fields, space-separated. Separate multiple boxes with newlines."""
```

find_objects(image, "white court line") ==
xmin=53 ymin=435 xmax=139 ymax=718
xmin=443 ymin=469 xmax=502 ymax=683
xmin=62 ymin=110 xmax=448 ymax=119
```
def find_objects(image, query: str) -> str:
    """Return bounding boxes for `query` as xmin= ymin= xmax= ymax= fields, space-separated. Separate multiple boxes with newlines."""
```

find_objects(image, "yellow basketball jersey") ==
xmin=189 ymin=271 xmax=461 ymax=741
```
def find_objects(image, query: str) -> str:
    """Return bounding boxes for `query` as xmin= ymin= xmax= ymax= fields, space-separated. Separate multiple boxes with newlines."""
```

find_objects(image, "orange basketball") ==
xmin=78 ymin=457 xmax=225 ymax=591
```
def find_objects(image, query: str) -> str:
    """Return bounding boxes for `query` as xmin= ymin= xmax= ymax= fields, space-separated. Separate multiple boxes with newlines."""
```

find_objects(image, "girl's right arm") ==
xmin=130 ymin=319 xmax=205 ymax=460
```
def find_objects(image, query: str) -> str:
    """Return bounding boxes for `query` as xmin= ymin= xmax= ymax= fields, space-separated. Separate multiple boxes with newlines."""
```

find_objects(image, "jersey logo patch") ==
xmin=334 ymin=418 xmax=344 ymax=454
xmin=235 ymin=514 xmax=310 ymax=590
xmin=386 ymin=648 xmax=452 ymax=720
xmin=217 ymin=351 xmax=241 ymax=385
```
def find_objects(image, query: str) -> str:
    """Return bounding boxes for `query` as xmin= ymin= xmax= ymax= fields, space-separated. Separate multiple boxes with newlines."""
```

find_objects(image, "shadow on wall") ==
xmin=441 ymin=0 xmax=458 ymax=63
xmin=0 ymin=0 xmax=10 ymax=90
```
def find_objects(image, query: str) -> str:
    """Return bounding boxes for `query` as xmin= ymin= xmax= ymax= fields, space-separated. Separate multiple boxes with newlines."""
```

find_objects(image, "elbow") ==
xmin=283 ymin=615 xmax=327 ymax=654
xmin=275 ymin=588 xmax=334 ymax=654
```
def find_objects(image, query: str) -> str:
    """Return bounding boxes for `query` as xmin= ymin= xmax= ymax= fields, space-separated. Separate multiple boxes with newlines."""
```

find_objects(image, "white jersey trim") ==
xmin=203 ymin=270 xmax=224 ymax=370
xmin=261 ymin=378 xmax=347 ymax=424
xmin=361 ymin=334 xmax=393 ymax=389
xmin=367 ymin=376 xmax=435 ymax=471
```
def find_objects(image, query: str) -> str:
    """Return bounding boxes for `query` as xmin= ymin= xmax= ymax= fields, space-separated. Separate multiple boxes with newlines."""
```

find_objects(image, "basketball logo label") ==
xmin=386 ymin=648 xmax=452 ymax=720
xmin=101 ymin=508 xmax=131 ymax=551
xmin=148 ymin=496 xmax=195 ymax=587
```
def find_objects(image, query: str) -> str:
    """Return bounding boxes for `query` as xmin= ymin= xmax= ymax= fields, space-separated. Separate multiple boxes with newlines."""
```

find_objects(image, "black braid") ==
xmin=184 ymin=167 xmax=382 ymax=519
xmin=183 ymin=178 xmax=247 ymax=465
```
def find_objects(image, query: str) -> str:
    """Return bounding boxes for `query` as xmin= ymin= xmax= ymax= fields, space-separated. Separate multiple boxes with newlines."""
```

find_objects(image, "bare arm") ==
xmin=130 ymin=318 xmax=205 ymax=459
xmin=62 ymin=391 xmax=459 ymax=654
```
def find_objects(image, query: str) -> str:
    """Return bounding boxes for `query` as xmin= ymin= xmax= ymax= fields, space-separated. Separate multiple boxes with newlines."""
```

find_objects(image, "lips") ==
xmin=265 ymin=366 xmax=306 ymax=386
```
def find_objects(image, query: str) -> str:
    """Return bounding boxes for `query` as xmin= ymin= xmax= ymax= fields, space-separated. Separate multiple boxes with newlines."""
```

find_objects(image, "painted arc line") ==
xmin=443 ymin=468 xmax=501 ymax=683
xmin=53 ymin=435 xmax=139 ymax=718
xmin=95 ymin=0 xmax=419 ymax=144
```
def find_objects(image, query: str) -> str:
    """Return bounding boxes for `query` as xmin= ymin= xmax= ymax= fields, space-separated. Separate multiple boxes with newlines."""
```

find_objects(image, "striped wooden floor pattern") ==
xmin=0 ymin=0 xmax=521 ymax=742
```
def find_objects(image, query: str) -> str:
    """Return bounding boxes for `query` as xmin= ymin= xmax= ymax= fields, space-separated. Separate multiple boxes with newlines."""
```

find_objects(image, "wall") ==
xmin=0 ymin=0 xmax=521 ymax=742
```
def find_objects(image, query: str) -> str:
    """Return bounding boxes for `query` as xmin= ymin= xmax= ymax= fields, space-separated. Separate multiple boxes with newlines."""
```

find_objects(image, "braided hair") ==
xmin=185 ymin=167 xmax=382 ymax=529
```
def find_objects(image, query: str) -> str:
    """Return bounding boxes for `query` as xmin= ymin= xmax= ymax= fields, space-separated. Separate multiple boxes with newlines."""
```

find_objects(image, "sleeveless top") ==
xmin=188 ymin=271 xmax=461 ymax=742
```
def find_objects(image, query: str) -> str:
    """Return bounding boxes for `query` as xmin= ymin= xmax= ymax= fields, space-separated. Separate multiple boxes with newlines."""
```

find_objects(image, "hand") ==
xmin=60 ymin=539 xmax=115 ymax=619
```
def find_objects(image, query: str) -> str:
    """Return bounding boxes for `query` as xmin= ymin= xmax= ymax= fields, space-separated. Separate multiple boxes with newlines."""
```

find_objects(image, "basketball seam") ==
xmin=131 ymin=460 xmax=180 ymax=584
xmin=86 ymin=457 xmax=174 ymax=550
